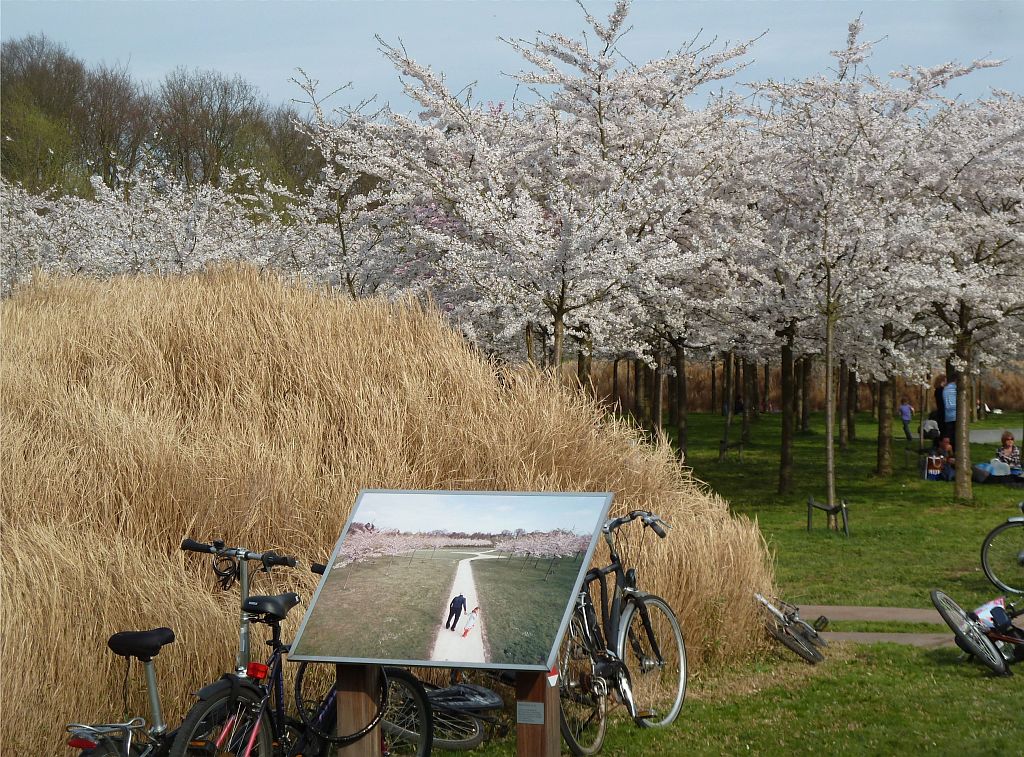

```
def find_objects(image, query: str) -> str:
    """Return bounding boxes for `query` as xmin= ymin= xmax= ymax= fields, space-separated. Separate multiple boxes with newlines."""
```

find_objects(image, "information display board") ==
xmin=290 ymin=490 xmax=612 ymax=671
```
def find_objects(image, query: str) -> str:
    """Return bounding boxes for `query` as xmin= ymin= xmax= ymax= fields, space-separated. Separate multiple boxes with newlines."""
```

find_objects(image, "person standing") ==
xmin=898 ymin=397 xmax=914 ymax=441
xmin=461 ymin=607 xmax=481 ymax=638
xmin=446 ymin=593 xmax=467 ymax=632
xmin=943 ymin=374 xmax=958 ymax=451
xmin=932 ymin=374 xmax=947 ymax=439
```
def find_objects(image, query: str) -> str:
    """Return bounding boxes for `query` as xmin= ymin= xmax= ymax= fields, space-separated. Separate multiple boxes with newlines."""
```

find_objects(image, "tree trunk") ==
xmin=719 ymin=352 xmax=736 ymax=461
xmin=552 ymin=314 xmax=564 ymax=369
xmin=723 ymin=354 xmax=732 ymax=417
xmin=869 ymin=381 xmax=878 ymax=421
xmin=525 ymin=322 xmax=536 ymax=366
xmin=954 ymin=338 xmax=974 ymax=500
xmin=824 ymin=312 xmax=838 ymax=523
xmin=652 ymin=351 xmax=664 ymax=432
xmin=838 ymin=358 xmax=849 ymax=452
xmin=710 ymin=358 xmax=717 ymax=413
xmin=763 ymin=362 xmax=770 ymax=413
xmin=876 ymin=379 xmax=893 ymax=477
xmin=612 ymin=358 xmax=620 ymax=411
xmin=668 ymin=364 xmax=679 ymax=427
xmin=749 ymin=360 xmax=760 ymax=420
xmin=674 ymin=345 xmax=688 ymax=458
xmin=800 ymin=357 xmax=812 ymax=433
xmin=633 ymin=358 xmax=646 ymax=424
xmin=779 ymin=336 xmax=795 ymax=494
xmin=576 ymin=343 xmax=592 ymax=393
xmin=847 ymin=368 xmax=857 ymax=441
xmin=741 ymin=359 xmax=753 ymax=444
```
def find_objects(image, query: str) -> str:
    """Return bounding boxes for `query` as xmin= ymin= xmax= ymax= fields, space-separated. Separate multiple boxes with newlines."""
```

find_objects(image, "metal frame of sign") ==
xmin=289 ymin=489 xmax=613 ymax=671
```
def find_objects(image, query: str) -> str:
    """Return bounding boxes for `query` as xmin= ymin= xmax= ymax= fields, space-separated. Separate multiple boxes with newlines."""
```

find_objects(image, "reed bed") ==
xmin=0 ymin=268 xmax=772 ymax=752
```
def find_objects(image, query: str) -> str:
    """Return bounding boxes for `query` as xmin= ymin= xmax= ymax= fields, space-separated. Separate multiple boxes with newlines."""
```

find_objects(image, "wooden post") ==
xmin=336 ymin=664 xmax=382 ymax=757
xmin=516 ymin=670 xmax=559 ymax=757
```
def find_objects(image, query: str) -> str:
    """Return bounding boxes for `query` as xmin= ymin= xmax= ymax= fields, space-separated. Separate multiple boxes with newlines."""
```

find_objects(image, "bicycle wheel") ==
xmin=169 ymin=686 xmax=273 ymax=756
xmin=380 ymin=667 xmax=433 ymax=757
xmin=792 ymin=617 xmax=828 ymax=648
xmin=931 ymin=590 xmax=1008 ymax=676
xmin=616 ymin=595 xmax=687 ymax=728
xmin=558 ymin=611 xmax=607 ymax=756
xmin=429 ymin=706 xmax=486 ymax=750
xmin=294 ymin=661 xmax=387 ymax=746
xmin=981 ymin=520 xmax=1024 ymax=595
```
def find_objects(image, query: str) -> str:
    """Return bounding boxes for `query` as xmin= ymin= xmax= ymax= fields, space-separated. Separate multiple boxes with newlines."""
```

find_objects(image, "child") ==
xmin=461 ymin=607 xmax=480 ymax=638
xmin=898 ymin=398 xmax=914 ymax=441
xmin=937 ymin=437 xmax=956 ymax=481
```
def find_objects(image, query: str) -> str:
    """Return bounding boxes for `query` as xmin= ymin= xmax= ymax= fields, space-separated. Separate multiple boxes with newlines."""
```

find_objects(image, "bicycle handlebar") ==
xmin=311 ymin=562 xmax=327 ymax=576
xmin=602 ymin=510 xmax=670 ymax=538
xmin=180 ymin=538 xmax=298 ymax=568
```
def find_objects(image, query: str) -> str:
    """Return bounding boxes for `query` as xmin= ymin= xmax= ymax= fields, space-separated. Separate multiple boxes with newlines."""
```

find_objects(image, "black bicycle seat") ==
xmin=107 ymin=627 xmax=176 ymax=661
xmin=243 ymin=592 xmax=300 ymax=621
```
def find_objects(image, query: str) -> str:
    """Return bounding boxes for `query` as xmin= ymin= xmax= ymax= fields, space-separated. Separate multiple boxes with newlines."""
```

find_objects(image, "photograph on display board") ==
xmin=289 ymin=490 xmax=612 ymax=670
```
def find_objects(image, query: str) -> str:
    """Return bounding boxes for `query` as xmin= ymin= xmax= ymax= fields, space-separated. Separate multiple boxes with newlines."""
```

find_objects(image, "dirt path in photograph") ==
xmin=430 ymin=550 xmax=505 ymax=663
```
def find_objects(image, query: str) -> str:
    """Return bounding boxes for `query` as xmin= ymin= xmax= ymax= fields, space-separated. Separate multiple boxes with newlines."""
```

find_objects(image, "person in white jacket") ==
xmin=461 ymin=607 xmax=481 ymax=638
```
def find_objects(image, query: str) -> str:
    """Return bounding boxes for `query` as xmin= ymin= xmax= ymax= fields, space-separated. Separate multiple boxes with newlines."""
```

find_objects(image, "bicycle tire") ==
xmin=294 ymin=661 xmax=387 ymax=745
xmin=558 ymin=610 xmax=607 ymax=756
xmin=380 ymin=667 xmax=433 ymax=757
xmin=981 ymin=520 xmax=1024 ymax=595
xmin=169 ymin=686 xmax=274 ymax=757
xmin=429 ymin=706 xmax=486 ymax=751
xmin=616 ymin=595 xmax=687 ymax=728
xmin=930 ymin=589 xmax=1009 ymax=676
xmin=792 ymin=617 xmax=828 ymax=648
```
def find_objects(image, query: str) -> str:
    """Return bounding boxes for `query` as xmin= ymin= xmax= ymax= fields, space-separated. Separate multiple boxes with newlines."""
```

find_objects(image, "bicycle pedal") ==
xmin=813 ymin=616 xmax=829 ymax=632
xmin=635 ymin=708 xmax=655 ymax=719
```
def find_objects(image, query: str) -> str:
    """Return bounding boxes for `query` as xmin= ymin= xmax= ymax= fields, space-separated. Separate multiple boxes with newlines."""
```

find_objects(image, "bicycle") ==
xmin=981 ymin=501 xmax=1024 ymax=595
xmin=66 ymin=628 xmax=178 ymax=756
xmin=754 ymin=593 xmax=828 ymax=665
xmin=557 ymin=510 xmax=687 ymax=756
xmin=172 ymin=540 xmax=431 ymax=757
xmin=931 ymin=589 xmax=1024 ymax=676
xmin=415 ymin=669 xmax=515 ymax=750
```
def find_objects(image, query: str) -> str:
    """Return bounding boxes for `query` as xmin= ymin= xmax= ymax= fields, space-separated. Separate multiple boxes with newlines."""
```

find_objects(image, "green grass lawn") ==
xmin=679 ymin=412 xmax=1023 ymax=609
xmin=430 ymin=409 xmax=1024 ymax=755
xmin=471 ymin=552 xmax=585 ymax=666
xmin=291 ymin=549 xmax=463 ymax=661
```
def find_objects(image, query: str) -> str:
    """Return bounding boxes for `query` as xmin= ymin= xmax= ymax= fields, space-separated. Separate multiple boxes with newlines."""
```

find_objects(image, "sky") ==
xmin=350 ymin=490 xmax=611 ymax=534
xmin=1 ymin=1 xmax=1021 ymax=114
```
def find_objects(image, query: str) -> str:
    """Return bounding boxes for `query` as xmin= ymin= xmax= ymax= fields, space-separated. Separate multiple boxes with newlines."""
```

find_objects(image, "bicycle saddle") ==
xmin=243 ymin=592 xmax=300 ymax=621
xmin=107 ymin=627 xmax=176 ymax=661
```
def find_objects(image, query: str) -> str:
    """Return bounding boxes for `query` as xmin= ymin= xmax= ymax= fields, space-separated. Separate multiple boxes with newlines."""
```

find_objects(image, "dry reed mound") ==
xmin=0 ymin=269 xmax=772 ymax=752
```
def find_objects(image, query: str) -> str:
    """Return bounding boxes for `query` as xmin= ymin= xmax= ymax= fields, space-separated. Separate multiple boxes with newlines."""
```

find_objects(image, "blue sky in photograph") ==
xmin=351 ymin=491 xmax=611 ymax=534
xmin=2 ymin=1 xmax=1021 ymax=114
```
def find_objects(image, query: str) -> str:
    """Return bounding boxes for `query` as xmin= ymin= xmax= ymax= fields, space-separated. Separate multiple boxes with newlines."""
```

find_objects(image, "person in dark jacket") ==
xmin=446 ymin=593 xmax=467 ymax=631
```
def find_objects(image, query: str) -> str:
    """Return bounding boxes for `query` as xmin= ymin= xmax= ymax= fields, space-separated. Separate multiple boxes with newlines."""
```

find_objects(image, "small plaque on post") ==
xmin=516 ymin=700 xmax=546 ymax=725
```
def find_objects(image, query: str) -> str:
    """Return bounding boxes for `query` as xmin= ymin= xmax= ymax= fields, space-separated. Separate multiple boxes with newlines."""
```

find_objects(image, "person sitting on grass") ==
xmin=996 ymin=431 xmax=1021 ymax=473
xmin=937 ymin=436 xmax=956 ymax=481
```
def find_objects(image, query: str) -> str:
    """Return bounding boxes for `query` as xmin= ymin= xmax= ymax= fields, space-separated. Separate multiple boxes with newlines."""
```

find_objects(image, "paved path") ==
xmin=805 ymin=604 xmax=955 ymax=648
xmin=429 ymin=550 xmax=505 ymax=663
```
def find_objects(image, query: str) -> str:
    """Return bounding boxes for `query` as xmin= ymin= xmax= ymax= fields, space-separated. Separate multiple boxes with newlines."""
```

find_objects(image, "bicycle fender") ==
xmin=622 ymin=587 xmax=653 ymax=601
xmin=193 ymin=674 xmax=261 ymax=701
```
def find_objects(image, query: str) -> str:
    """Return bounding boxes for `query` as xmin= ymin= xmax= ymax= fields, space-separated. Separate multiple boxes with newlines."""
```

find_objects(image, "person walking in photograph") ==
xmin=898 ymin=397 xmax=914 ymax=441
xmin=462 ymin=607 xmax=481 ymax=638
xmin=943 ymin=373 xmax=958 ymax=450
xmin=446 ymin=593 xmax=467 ymax=632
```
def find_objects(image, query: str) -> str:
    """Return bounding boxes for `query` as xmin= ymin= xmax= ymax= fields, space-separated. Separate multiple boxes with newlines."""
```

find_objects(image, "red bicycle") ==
xmin=931 ymin=589 xmax=1024 ymax=676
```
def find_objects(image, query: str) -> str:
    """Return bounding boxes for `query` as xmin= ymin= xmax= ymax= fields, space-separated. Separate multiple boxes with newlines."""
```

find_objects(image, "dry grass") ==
xmin=0 ymin=268 xmax=772 ymax=752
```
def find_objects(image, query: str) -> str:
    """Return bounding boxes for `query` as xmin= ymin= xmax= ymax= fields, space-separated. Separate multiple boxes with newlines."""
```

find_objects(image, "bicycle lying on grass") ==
xmin=931 ymin=589 xmax=1024 ymax=676
xmin=558 ymin=510 xmax=687 ymax=756
xmin=981 ymin=501 xmax=1023 ymax=595
xmin=755 ymin=593 xmax=829 ymax=665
